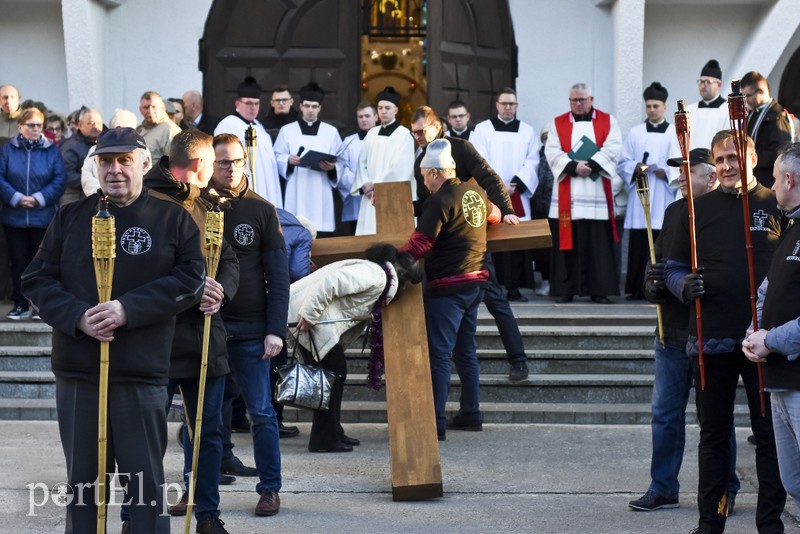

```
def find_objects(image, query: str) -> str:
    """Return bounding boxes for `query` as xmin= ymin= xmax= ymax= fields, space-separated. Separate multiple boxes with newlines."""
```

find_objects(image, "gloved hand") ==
xmin=682 ymin=270 xmax=705 ymax=302
xmin=643 ymin=262 xmax=666 ymax=303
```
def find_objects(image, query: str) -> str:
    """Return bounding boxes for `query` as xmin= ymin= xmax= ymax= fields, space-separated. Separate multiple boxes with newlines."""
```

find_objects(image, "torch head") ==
xmin=245 ymin=124 xmax=256 ymax=147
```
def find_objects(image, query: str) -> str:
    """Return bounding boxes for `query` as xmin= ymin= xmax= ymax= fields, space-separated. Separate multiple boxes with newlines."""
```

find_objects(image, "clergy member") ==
xmin=545 ymin=82 xmax=623 ymax=304
xmin=338 ymin=102 xmax=379 ymax=235
xmin=214 ymin=76 xmax=283 ymax=208
xmin=273 ymin=82 xmax=342 ymax=237
xmin=617 ymin=82 xmax=676 ymax=300
xmin=351 ymin=86 xmax=415 ymax=236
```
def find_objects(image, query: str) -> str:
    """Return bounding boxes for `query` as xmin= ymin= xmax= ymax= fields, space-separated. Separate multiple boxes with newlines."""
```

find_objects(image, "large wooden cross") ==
xmin=310 ymin=181 xmax=551 ymax=500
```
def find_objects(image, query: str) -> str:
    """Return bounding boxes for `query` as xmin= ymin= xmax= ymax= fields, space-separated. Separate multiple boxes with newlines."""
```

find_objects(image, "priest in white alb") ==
xmin=351 ymin=86 xmax=415 ymax=236
xmin=273 ymin=82 xmax=342 ymax=236
xmin=617 ymin=82 xmax=677 ymax=300
xmin=214 ymin=76 xmax=283 ymax=208
xmin=545 ymin=83 xmax=622 ymax=304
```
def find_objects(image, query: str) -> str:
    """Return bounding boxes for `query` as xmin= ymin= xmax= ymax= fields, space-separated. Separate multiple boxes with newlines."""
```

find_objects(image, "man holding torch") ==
xmin=665 ymin=131 xmax=786 ymax=534
xmin=22 ymin=127 xmax=206 ymax=534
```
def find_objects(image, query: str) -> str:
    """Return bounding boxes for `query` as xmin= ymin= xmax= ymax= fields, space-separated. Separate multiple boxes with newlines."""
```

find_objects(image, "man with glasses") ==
xmin=351 ymin=85 xmax=415 ymax=235
xmin=544 ymin=83 xmax=622 ymax=304
xmin=215 ymin=76 xmax=283 ymax=209
xmin=740 ymin=71 xmax=793 ymax=188
xmin=471 ymin=87 xmax=539 ymax=302
xmin=273 ymin=82 xmax=342 ymax=237
xmin=260 ymin=85 xmax=298 ymax=143
xmin=0 ymin=84 xmax=22 ymax=147
xmin=136 ymin=91 xmax=181 ymax=162
xmin=446 ymin=100 xmax=473 ymax=140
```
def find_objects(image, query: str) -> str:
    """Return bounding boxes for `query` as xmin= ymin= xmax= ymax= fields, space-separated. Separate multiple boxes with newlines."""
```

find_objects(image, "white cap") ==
xmin=420 ymin=139 xmax=456 ymax=170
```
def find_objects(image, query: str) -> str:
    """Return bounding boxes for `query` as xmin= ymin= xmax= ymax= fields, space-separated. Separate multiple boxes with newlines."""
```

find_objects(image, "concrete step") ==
xmin=477 ymin=313 xmax=656 ymax=327
xmin=0 ymin=347 xmax=52 ymax=371
xmin=0 ymin=371 xmax=55 ymax=399
xmin=475 ymin=325 xmax=654 ymax=350
xmin=0 ymin=322 xmax=52 ymax=346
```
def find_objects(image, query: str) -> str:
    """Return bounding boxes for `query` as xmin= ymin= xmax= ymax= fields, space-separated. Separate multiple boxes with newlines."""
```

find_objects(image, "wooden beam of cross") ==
xmin=309 ymin=181 xmax=552 ymax=501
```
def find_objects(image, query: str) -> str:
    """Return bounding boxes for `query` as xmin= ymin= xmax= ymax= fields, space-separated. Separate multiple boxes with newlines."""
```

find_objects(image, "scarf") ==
xmin=366 ymin=263 xmax=393 ymax=390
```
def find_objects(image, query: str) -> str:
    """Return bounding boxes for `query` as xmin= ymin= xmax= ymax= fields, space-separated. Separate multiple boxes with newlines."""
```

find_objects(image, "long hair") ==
xmin=365 ymin=243 xmax=422 ymax=290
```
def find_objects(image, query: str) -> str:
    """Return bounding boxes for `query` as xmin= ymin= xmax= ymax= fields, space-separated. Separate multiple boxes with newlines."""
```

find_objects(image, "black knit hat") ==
xmin=299 ymin=82 xmax=324 ymax=104
xmin=376 ymin=86 xmax=401 ymax=106
xmin=700 ymin=60 xmax=722 ymax=80
xmin=237 ymin=76 xmax=262 ymax=99
xmin=642 ymin=81 xmax=668 ymax=102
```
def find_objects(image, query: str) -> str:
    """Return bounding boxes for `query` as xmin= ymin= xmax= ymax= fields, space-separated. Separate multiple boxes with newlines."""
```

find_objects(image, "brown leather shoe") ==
xmin=255 ymin=489 xmax=280 ymax=516
xmin=167 ymin=490 xmax=188 ymax=516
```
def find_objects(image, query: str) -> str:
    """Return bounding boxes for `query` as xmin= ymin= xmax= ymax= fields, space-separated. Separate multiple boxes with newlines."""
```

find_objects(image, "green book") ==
xmin=568 ymin=135 xmax=601 ymax=181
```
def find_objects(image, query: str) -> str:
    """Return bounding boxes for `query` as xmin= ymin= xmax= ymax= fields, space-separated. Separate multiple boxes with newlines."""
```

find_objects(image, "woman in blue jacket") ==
xmin=0 ymin=108 xmax=66 ymax=319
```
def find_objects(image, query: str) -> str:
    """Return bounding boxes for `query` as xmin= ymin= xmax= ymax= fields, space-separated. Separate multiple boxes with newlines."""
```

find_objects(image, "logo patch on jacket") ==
xmin=462 ymin=190 xmax=487 ymax=228
xmin=234 ymin=223 xmax=254 ymax=246
xmin=119 ymin=227 xmax=152 ymax=255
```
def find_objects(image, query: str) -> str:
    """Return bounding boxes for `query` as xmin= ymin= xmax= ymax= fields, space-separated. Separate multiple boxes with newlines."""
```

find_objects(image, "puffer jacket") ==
xmin=0 ymin=135 xmax=66 ymax=228
xmin=288 ymin=259 xmax=398 ymax=359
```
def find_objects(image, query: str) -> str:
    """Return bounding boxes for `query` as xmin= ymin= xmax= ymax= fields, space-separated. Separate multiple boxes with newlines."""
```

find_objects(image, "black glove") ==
xmin=682 ymin=270 xmax=705 ymax=302
xmin=643 ymin=262 xmax=666 ymax=303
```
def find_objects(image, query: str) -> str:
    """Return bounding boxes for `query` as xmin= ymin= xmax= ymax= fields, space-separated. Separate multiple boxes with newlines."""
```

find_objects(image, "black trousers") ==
xmin=692 ymin=348 xmax=786 ymax=533
xmin=482 ymin=253 xmax=527 ymax=365
xmin=304 ymin=343 xmax=347 ymax=450
xmin=549 ymin=218 xmax=619 ymax=298
xmin=4 ymin=225 xmax=46 ymax=308
xmin=55 ymin=376 xmax=170 ymax=534
xmin=625 ymin=229 xmax=659 ymax=298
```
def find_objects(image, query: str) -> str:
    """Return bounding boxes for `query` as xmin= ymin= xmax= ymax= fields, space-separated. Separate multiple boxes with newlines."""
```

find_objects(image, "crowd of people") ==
xmin=3 ymin=54 xmax=800 ymax=534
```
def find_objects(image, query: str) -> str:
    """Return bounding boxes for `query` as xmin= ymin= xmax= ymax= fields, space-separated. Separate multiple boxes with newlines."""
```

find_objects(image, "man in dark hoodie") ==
xmin=144 ymin=128 xmax=240 ymax=534
xmin=260 ymin=85 xmax=299 ymax=142
xmin=59 ymin=108 xmax=104 ymax=205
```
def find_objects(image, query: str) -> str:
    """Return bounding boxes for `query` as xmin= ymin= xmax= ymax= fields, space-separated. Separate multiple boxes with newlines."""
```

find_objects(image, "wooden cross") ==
xmin=310 ymin=181 xmax=551 ymax=501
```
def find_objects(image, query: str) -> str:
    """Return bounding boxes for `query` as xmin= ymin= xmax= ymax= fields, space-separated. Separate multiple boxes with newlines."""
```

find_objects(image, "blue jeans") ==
xmin=227 ymin=337 xmax=282 ymax=493
xmin=771 ymin=390 xmax=800 ymax=509
xmin=424 ymin=286 xmax=483 ymax=431
xmin=170 ymin=374 xmax=226 ymax=522
xmin=649 ymin=336 xmax=740 ymax=497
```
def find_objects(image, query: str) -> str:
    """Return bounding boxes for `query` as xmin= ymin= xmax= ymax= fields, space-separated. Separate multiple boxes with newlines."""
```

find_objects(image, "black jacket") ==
xmin=22 ymin=190 xmax=205 ymax=385
xmin=145 ymin=158 xmax=240 ymax=378
xmin=749 ymin=100 xmax=793 ymax=188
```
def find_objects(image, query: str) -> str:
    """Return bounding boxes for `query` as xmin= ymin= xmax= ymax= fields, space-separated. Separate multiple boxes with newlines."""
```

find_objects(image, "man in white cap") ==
xmin=351 ymin=86 xmax=415 ymax=235
xmin=399 ymin=138 xmax=500 ymax=441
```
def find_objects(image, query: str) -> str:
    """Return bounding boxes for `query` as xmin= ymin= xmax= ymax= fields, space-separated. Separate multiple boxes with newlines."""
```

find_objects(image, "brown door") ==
xmin=200 ymin=0 xmax=360 ymax=130
xmin=426 ymin=0 xmax=517 ymax=122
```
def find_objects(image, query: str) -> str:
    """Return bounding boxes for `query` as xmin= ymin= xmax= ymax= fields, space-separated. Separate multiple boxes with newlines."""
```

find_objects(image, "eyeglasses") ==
xmin=46 ymin=126 xmax=62 ymax=133
xmin=238 ymin=100 xmax=260 ymax=107
xmin=497 ymin=102 xmax=517 ymax=107
xmin=24 ymin=123 xmax=43 ymax=129
xmin=272 ymin=98 xmax=292 ymax=104
xmin=697 ymin=79 xmax=719 ymax=86
xmin=411 ymin=124 xmax=433 ymax=137
xmin=742 ymin=91 xmax=757 ymax=98
xmin=215 ymin=158 xmax=246 ymax=169
xmin=300 ymin=103 xmax=320 ymax=110
xmin=569 ymin=98 xmax=591 ymax=104
xmin=448 ymin=113 xmax=467 ymax=120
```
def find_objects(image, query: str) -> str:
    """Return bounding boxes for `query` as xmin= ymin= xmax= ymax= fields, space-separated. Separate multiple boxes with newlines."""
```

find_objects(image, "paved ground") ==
xmin=2 ymin=421 xmax=798 ymax=533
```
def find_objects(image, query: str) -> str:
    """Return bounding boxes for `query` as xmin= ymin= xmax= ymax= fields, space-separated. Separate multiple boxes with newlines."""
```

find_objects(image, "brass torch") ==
xmin=92 ymin=193 xmax=116 ymax=534
xmin=245 ymin=124 xmax=258 ymax=197
xmin=184 ymin=195 xmax=224 ymax=534
xmin=729 ymin=80 xmax=767 ymax=417
xmin=632 ymin=156 xmax=665 ymax=348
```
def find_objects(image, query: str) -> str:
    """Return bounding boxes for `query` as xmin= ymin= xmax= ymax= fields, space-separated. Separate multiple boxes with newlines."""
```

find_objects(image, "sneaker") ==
xmin=628 ymin=490 xmax=679 ymax=511
xmin=5 ymin=306 xmax=30 ymax=320
xmin=168 ymin=490 xmax=188 ymax=516
xmin=446 ymin=413 xmax=483 ymax=432
xmin=221 ymin=455 xmax=257 ymax=477
xmin=509 ymin=361 xmax=529 ymax=381
xmin=255 ymin=489 xmax=280 ymax=516
xmin=534 ymin=280 xmax=550 ymax=297
xmin=31 ymin=311 xmax=41 ymax=320
xmin=196 ymin=515 xmax=229 ymax=534
xmin=279 ymin=423 xmax=299 ymax=438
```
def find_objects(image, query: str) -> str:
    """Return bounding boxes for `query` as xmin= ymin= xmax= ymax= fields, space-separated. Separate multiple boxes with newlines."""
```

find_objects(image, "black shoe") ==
xmin=231 ymin=420 xmax=250 ymax=433
xmin=309 ymin=442 xmax=353 ymax=453
xmin=506 ymin=288 xmax=528 ymax=302
xmin=168 ymin=490 xmax=188 ymax=516
xmin=279 ymin=423 xmax=299 ymax=438
xmin=446 ymin=414 xmax=483 ymax=431
xmin=221 ymin=455 xmax=257 ymax=476
xmin=219 ymin=474 xmax=236 ymax=485
xmin=727 ymin=495 xmax=735 ymax=516
xmin=196 ymin=515 xmax=229 ymax=534
xmin=555 ymin=295 xmax=573 ymax=303
xmin=437 ymin=428 xmax=446 ymax=441
xmin=509 ymin=361 xmax=529 ymax=381
xmin=340 ymin=434 xmax=360 ymax=446
xmin=747 ymin=434 xmax=757 ymax=445
xmin=121 ymin=520 xmax=131 ymax=534
xmin=628 ymin=490 xmax=679 ymax=511
xmin=591 ymin=296 xmax=612 ymax=304
xmin=626 ymin=293 xmax=644 ymax=301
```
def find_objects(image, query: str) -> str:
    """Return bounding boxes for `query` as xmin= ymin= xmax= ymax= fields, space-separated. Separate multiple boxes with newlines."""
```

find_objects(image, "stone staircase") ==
xmin=0 ymin=298 xmax=753 ymax=424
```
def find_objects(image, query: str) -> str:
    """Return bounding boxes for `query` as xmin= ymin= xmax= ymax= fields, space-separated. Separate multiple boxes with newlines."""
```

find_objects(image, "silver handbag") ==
xmin=276 ymin=338 xmax=337 ymax=412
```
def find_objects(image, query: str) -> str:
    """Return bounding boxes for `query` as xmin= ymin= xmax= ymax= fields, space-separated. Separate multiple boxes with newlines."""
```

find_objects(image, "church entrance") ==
xmin=199 ymin=0 xmax=516 ymax=131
